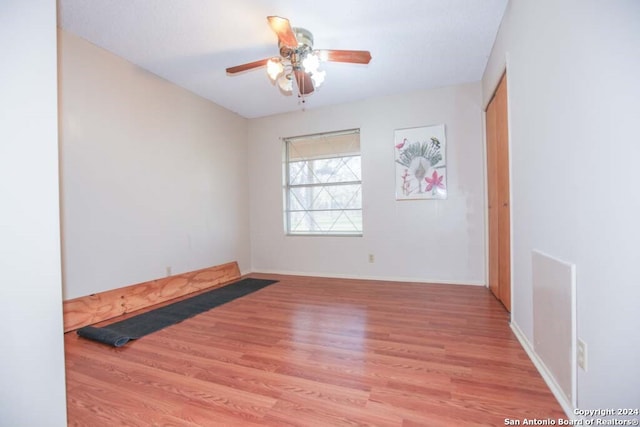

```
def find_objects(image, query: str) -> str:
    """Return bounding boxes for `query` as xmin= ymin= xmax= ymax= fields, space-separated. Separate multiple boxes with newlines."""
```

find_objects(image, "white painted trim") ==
xmin=503 ymin=60 xmax=516 ymax=325
xmin=248 ymin=269 xmax=485 ymax=286
xmin=481 ymin=103 xmax=489 ymax=290
xmin=510 ymin=320 xmax=576 ymax=420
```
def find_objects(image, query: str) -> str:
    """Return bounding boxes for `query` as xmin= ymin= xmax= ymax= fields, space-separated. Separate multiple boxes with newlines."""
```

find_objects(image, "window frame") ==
xmin=283 ymin=129 xmax=363 ymax=237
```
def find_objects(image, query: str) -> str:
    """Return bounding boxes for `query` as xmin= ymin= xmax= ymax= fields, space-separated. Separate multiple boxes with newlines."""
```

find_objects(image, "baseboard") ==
xmin=510 ymin=321 xmax=576 ymax=419
xmin=249 ymin=268 xmax=485 ymax=286
xmin=63 ymin=261 xmax=241 ymax=332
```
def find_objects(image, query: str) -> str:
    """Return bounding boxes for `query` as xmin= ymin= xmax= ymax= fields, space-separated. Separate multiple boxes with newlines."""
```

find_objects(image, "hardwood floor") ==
xmin=64 ymin=274 xmax=566 ymax=426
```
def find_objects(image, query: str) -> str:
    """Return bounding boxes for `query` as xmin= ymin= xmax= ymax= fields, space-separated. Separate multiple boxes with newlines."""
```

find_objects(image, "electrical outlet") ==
xmin=577 ymin=338 xmax=587 ymax=371
xmin=368 ymin=254 xmax=375 ymax=263
xmin=166 ymin=266 xmax=172 ymax=277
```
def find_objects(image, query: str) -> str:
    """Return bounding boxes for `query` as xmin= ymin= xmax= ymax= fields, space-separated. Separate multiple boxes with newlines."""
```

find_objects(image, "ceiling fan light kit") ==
xmin=266 ymin=38 xmax=325 ymax=95
xmin=226 ymin=16 xmax=371 ymax=100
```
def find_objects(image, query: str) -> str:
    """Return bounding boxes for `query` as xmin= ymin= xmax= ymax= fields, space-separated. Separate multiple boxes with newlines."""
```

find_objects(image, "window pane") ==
xmin=289 ymin=156 xmax=361 ymax=185
xmin=313 ymin=156 xmax=361 ymax=183
xmin=288 ymin=210 xmax=362 ymax=235
xmin=289 ymin=184 xmax=361 ymax=211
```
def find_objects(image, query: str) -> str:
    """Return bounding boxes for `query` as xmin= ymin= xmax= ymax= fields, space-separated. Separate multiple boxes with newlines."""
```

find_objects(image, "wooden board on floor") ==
xmin=63 ymin=261 xmax=241 ymax=332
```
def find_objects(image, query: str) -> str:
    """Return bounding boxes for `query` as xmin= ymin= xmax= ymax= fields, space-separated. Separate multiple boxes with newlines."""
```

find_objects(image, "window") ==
xmin=284 ymin=129 xmax=362 ymax=236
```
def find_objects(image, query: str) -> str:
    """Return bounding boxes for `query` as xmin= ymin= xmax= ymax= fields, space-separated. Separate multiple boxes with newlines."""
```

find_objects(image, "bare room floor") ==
xmin=64 ymin=274 xmax=566 ymax=426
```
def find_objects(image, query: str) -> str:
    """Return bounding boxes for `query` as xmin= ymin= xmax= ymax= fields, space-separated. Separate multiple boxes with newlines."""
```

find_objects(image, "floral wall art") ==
xmin=395 ymin=124 xmax=447 ymax=200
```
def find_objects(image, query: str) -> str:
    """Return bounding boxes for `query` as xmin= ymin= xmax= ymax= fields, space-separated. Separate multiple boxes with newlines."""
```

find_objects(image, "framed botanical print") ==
xmin=394 ymin=124 xmax=447 ymax=200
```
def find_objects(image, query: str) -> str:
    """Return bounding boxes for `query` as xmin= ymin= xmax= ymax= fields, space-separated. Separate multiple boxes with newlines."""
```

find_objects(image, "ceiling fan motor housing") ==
xmin=293 ymin=28 xmax=313 ymax=49
xmin=279 ymin=27 xmax=314 ymax=67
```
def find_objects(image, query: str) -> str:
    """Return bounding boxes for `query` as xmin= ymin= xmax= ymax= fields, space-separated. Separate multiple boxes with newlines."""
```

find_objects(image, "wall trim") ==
xmin=250 ymin=269 xmax=485 ymax=286
xmin=510 ymin=320 xmax=576 ymax=420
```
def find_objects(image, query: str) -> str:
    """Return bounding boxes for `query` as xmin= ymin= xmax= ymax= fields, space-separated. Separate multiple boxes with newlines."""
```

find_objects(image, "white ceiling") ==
xmin=58 ymin=0 xmax=508 ymax=119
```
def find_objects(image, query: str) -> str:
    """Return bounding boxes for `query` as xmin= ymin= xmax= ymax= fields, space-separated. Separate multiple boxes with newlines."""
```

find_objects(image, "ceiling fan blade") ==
xmin=267 ymin=16 xmax=298 ymax=48
xmin=294 ymin=70 xmax=314 ymax=95
xmin=226 ymin=58 xmax=270 ymax=74
xmin=318 ymin=49 xmax=372 ymax=64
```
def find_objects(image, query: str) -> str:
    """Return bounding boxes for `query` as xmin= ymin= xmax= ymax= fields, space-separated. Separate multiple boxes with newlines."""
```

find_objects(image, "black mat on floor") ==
xmin=77 ymin=278 xmax=277 ymax=347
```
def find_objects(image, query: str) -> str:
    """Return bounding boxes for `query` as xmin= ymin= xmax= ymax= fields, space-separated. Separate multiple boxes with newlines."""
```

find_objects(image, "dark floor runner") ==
xmin=77 ymin=278 xmax=277 ymax=347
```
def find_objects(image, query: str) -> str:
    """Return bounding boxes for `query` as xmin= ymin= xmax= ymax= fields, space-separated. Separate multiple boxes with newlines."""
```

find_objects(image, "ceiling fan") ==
xmin=226 ymin=16 xmax=372 ymax=98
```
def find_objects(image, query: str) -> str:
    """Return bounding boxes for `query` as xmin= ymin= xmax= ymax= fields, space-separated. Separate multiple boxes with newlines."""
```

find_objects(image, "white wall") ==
xmin=248 ymin=83 xmax=486 ymax=284
xmin=59 ymin=30 xmax=251 ymax=299
xmin=0 ymin=2 xmax=67 ymax=426
xmin=483 ymin=0 xmax=640 ymax=410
